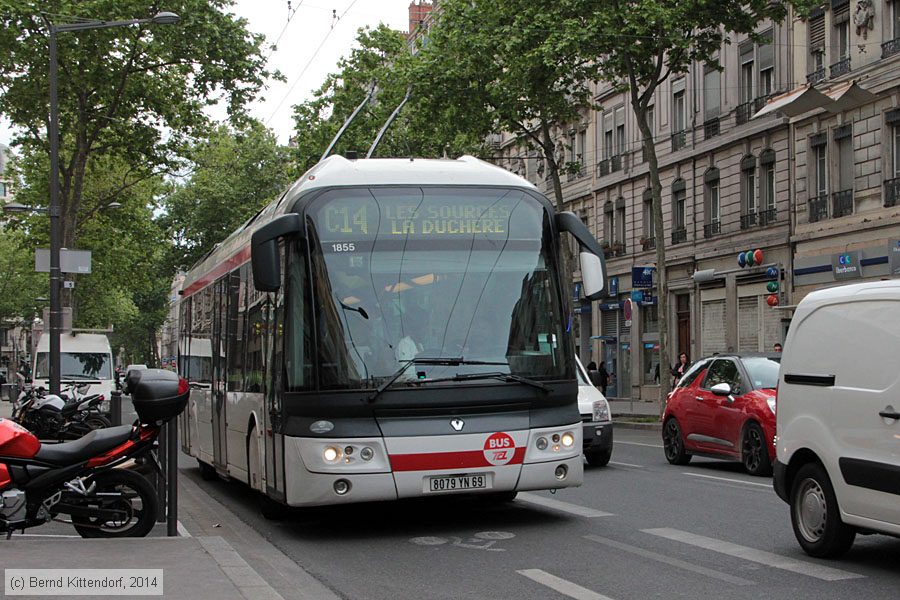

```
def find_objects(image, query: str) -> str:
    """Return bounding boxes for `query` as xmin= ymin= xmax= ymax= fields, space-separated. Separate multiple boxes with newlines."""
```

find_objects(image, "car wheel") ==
xmin=585 ymin=448 xmax=611 ymax=467
xmin=741 ymin=422 xmax=772 ymax=476
xmin=790 ymin=462 xmax=856 ymax=558
xmin=663 ymin=418 xmax=691 ymax=465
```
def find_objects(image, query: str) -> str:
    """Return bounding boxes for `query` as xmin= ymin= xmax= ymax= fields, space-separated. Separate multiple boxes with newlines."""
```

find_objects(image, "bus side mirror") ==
xmin=251 ymin=213 xmax=304 ymax=292
xmin=556 ymin=211 xmax=608 ymax=300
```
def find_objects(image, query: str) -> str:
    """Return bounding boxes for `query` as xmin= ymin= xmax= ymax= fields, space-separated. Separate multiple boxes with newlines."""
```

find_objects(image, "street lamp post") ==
xmin=45 ymin=11 xmax=179 ymax=395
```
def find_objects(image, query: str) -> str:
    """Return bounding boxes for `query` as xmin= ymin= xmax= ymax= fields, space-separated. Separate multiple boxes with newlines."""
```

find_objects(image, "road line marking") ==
xmin=517 ymin=493 xmax=614 ymax=518
xmin=682 ymin=472 xmax=772 ymax=488
xmin=641 ymin=528 xmax=864 ymax=581
xmin=177 ymin=520 xmax=192 ymax=537
xmin=584 ymin=535 xmax=754 ymax=586
xmin=609 ymin=461 xmax=644 ymax=468
xmin=517 ymin=569 xmax=615 ymax=600
xmin=616 ymin=441 xmax=663 ymax=448
xmin=13 ymin=533 xmax=80 ymax=538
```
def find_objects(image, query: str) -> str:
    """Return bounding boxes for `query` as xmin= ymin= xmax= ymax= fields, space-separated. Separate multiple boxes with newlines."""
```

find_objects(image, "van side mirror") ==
xmin=250 ymin=213 xmax=303 ymax=292
xmin=556 ymin=211 xmax=608 ymax=300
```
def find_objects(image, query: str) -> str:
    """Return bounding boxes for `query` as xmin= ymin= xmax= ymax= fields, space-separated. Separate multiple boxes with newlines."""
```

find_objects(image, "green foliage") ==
xmin=0 ymin=0 xmax=274 ymax=247
xmin=291 ymin=24 xmax=485 ymax=174
xmin=161 ymin=121 xmax=293 ymax=270
xmin=0 ymin=226 xmax=46 ymax=324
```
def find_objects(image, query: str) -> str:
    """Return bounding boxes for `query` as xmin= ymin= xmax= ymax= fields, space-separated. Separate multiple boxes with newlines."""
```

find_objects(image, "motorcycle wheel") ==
xmin=72 ymin=469 xmax=158 ymax=538
xmin=84 ymin=415 xmax=111 ymax=430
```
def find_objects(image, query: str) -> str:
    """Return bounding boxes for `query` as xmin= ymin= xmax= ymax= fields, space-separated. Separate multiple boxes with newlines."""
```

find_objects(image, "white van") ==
xmin=32 ymin=333 xmax=115 ymax=407
xmin=774 ymin=279 xmax=900 ymax=558
xmin=575 ymin=357 xmax=613 ymax=467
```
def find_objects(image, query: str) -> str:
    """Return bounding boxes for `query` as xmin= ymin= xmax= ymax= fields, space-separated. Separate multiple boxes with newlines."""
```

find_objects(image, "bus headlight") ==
xmin=536 ymin=437 xmax=548 ymax=451
xmin=323 ymin=446 xmax=341 ymax=463
xmin=360 ymin=446 xmax=374 ymax=461
xmin=561 ymin=432 xmax=575 ymax=448
xmin=525 ymin=427 xmax=581 ymax=463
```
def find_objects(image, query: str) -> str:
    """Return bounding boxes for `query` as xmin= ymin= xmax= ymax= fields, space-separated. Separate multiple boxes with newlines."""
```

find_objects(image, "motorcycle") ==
xmin=13 ymin=385 xmax=110 ymax=441
xmin=0 ymin=369 xmax=187 ymax=538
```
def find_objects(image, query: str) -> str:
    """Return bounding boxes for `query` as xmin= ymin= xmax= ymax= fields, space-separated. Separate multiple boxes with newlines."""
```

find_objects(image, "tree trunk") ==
xmin=632 ymin=102 xmax=672 ymax=410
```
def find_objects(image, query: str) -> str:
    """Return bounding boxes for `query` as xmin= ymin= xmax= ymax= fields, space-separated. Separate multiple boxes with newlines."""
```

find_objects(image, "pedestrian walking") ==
xmin=671 ymin=352 xmax=691 ymax=386
xmin=597 ymin=361 xmax=610 ymax=396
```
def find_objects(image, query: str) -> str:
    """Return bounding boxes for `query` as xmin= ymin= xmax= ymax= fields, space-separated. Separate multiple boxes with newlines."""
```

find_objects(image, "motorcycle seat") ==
xmin=34 ymin=425 xmax=134 ymax=465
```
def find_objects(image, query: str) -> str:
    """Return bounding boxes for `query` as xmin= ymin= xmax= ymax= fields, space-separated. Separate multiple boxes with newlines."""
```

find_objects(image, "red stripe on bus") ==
xmin=182 ymin=245 xmax=252 ymax=298
xmin=389 ymin=447 xmax=526 ymax=472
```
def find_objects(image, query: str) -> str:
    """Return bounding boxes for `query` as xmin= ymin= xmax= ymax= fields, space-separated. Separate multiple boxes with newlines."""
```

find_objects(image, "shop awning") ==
xmin=752 ymin=80 xmax=876 ymax=119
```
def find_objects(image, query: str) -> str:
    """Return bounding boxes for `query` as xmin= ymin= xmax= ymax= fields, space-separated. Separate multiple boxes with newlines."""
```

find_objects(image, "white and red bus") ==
xmin=176 ymin=155 xmax=607 ymax=517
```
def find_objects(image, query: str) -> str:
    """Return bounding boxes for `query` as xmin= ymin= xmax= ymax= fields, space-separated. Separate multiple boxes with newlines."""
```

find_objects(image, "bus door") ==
xmin=263 ymin=288 xmax=286 ymax=500
xmin=211 ymin=276 xmax=228 ymax=471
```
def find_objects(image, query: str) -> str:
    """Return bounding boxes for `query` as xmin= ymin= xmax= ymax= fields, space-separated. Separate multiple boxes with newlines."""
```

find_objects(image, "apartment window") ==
xmin=615 ymin=202 xmax=626 ymax=247
xmin=833 ymin=1 xmax=850 ymax=60
xmin=578 ymin=130 xmax=586 ymax=168
xmin=894 ymin=123 xmax=900 ymax=179
xmin=672 ymin=179 xmax=687 ymax=243
xmin=740 ymin=42 xmax=755 ymax=103
xmin=808 ymin=8 xmax=826 ymax=82
xmin=0 ymin=182 xmax=7 ymax=198
xmin=742 ymin=156 xmax=758 ymax=215
xmin=604 ymin=113 xmax=614 ymax=159
xmin=615 ymin=107 xmax=625 ymax=156
xmin=834 ymin=124 xmax=854 ymax=217
xmin=604 ymin=201 xmax=614 ymax=243
xmin=758 ymin=30 xmax=774 ymax=97
xmin=761 ymin=150 xmax=776 ymax=213
xmin=704 ymin=168 xmax=720 ymax=237
xmin=703 ymin=64 xmax=720 ymax=120
xmin=672 ymin=80 xmax=686 ymax=133
xmin=642 ymin=189 xmax=655 ymax=243
xmin=809 ymin=133 xmax=829 ymax=222
xmin=815 ymin=143 xmax=828 ymax=195
xmin=888 ymin=2 xmax=900 ymax=56
xmin=642 ymin=106 xmax=655 ymax=162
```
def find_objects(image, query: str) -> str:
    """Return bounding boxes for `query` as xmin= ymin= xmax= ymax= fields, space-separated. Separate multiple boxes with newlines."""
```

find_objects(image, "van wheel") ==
xmin=741 ymin=422 xmax=772 ymax=476
xmin=790 ymin=462 xmax=856 ymax=558
xmin=663 ymin=418 xmax=691 ymax=465
xmin=198 ymin=460 xmax=217 ymax=481
xmin=585 ymin=448 xmax=611 ymax=467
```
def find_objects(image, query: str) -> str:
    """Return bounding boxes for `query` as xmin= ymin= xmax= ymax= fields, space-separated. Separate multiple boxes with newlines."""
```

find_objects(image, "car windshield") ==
xmin=35 ymin=352 xmax=112 ymax=380
xmin=302 ymin=186 xmax=569 ymax=390
xmin=742 ymin=356 xmax=781 ymax=389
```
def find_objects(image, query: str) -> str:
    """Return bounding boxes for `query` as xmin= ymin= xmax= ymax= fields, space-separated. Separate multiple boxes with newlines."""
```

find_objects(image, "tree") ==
xmin=0 ymin=227 xmax=46 ymax=324
xmin=291 ymin=24 xmax=484 ymax=173
xmin=412 ymin=0 xmax=594 ymax=213
xmin=0 ymin=0 xmax=274 ymax=250
xmin=161 ymin=121 xmax=292 ymax=270
xmin=567 ymin=0 xmax=807 ymax=403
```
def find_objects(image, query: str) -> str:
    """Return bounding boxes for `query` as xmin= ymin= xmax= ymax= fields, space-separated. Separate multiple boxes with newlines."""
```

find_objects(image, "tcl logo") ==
xmin=483 ymin=432 xmax=515 ymax=466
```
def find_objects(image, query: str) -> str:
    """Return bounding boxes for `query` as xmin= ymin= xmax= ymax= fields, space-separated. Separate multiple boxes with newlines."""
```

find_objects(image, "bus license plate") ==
xmin=428 ymin=474 xmax=489 ymax=493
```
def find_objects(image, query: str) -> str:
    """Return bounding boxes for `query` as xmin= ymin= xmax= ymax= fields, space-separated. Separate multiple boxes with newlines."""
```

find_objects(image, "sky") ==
xmin=0 ymin=0 xmax=414 ymax=147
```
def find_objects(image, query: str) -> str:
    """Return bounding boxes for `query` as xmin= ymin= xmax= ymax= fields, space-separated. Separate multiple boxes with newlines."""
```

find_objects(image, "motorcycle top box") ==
xmin=125 ymin=369 xmax=188 ymax=424
xmin=0 ymin=418 xmax=40 ymax=459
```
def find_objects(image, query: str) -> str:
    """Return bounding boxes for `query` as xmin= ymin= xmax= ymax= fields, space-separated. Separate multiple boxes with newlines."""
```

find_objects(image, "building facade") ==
xmin=492 ymin=2 xmax=900 ymax=403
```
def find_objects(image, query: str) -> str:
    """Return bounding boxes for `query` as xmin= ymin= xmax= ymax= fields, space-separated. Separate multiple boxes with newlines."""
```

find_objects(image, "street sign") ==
xmin=623 ymin=298 xmax=632 ymax=327
xmin=609 ymin=276 xmax=619 ymax=296
xmin=35 ymin=249 xmax=92 ymax=274
xmin=632 ymin=266 xmax=655 ymax=288
xmin=63 ymin=281 xmax=75 ymax=289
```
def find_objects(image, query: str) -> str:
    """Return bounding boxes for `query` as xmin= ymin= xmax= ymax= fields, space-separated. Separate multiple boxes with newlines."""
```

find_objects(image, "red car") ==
xmin=662 ymin=354 xmax=780 ymax=476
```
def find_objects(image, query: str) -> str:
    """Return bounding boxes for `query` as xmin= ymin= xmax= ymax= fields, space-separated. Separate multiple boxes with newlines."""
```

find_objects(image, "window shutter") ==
xmin=809 ymin=13 xmax=825 ymax=50
xmin=741 ymin=154 xmax=757 ymax=171
xmin=672 ymin=179 xmax=686 ymax=193
xmin=833 ymin=123 xmax=852 ymax=141
xmin=760 ymin=148 xmax=776 ymax=165
xmin=832 ymin=0 xmax=850 ymax=25
xmin=704 ymin=167 xmax=720 ymax=183
xmin=810 ymin=132 xmax=828 ymax=147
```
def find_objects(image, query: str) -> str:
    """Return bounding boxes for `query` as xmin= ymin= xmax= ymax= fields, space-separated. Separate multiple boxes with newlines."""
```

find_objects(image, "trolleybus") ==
xmin=176 ymin=154 xmax=607 ymax=516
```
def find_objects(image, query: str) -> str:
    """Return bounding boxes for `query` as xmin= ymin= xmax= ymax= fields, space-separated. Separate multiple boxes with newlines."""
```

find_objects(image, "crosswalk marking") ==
xmin=642 ymin=528 xmax=864 ymax=581
xmin=517 ymin=493 xmax=614 ymax=518
xmin=517 ymin=569 xmax=616 ymax=600
xmin=584 ymin=535 xmax=754 ymax=586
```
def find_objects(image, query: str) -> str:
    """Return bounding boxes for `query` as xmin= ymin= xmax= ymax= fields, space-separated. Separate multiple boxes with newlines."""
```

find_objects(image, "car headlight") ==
xmin=592 ymin=399 xmax=610 ymax=422
xmin=766 ymin=397 xmax=777 ymax=415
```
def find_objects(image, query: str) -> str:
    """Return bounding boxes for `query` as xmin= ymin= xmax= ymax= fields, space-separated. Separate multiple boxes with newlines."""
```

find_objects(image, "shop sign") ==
xmin=632 ymin=266 xmax=655 ymax=288
xmin=831 ymin=251 xmax=861 ymax=280
xmin=889 ymin=239 xmax=900 ymax=277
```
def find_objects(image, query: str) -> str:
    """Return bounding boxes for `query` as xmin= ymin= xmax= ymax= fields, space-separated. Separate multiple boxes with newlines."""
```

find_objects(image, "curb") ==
xmin=613 ymin=420 xmax=662 ymax=431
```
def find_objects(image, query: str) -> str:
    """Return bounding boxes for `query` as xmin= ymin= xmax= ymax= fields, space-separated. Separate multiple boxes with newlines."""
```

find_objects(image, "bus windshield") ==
xmin=35 ymin=352 xmax=112 ymax=380
xmin=302 ymin=186 xmax=569 ymax=389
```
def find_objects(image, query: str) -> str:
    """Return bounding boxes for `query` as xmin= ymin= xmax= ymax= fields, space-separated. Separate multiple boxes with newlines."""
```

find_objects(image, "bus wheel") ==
xmin=480 ymin=491 xmax=518 ymax=503
xmin=198 ymin=460 xmax=217 ymax=481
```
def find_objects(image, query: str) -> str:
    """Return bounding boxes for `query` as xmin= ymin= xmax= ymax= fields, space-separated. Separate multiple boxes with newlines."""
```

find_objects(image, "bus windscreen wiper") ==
xmin=428 ymin=371 xmax=550 ymax=394
xmin=367 ymin=357 xmax=508 ymax=403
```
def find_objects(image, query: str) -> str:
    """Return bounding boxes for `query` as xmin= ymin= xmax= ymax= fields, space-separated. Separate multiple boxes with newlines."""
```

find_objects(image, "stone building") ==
xmin=492 ymin=2 xmax=900 ymax=403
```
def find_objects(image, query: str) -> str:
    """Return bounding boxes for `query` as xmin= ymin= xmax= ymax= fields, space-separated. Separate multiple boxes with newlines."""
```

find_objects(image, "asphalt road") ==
xmin=180 ymin=428 xmax=900 ymax=600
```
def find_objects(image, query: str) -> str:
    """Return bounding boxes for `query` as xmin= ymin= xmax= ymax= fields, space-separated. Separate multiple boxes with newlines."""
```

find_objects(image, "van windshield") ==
xmin=35 ymin=352 xmax=112 ymax=380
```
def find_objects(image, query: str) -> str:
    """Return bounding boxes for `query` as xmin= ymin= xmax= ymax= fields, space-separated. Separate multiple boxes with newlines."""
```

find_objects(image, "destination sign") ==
xmin=318 ymin=198 xmax=522 ymax=240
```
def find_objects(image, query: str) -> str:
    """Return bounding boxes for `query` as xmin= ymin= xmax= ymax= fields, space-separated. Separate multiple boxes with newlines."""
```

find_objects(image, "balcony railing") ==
xmin=597 ymin=159 xmax=610 ymax=177
xmin=883 ymin=38 xmax=900 ymax=59
xmin=703 ymin=220 xmax=721 ymax=238
xmin=759 ymin=207 xmax=777 ymax=225
xmin=807 ymin=67 xmax=825 ymax=85
xmin=832 ymin=189 xmax=853 ymax=218
xmin=740 ymin=212 xmax=758 ymax=229
xmin=671 ymin=130 xmax=686 ymax=151
xmin=671 ymin=227 xmax=687 ymax=245
xmin=736 ymin=101 xmax=752 ymax=125
xmin=885 ymin=177 xmax=900 ymax=207
xmin=830 ymin=57 xmax=851 ymax=78
xmin=641 ymin=236 xmax=656 ymax=251
xmin=808 ymin=193 xmax=829 ymax=223
xmin=704 ymin=117 xmax=720 ymax=139
xmin=610 ymin=154 xmax=622 ymax=172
